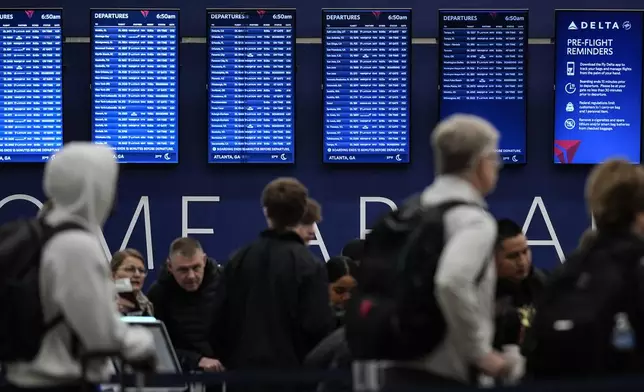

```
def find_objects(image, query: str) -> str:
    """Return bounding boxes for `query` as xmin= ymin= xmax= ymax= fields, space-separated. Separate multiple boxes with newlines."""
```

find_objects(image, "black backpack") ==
xmin=529 ymin=235 xmax=644 ymax=378
xmin=344 ymin=195 xmax=486 ymax=360
xmin=0 ymin=218 xmax=84 ymax=362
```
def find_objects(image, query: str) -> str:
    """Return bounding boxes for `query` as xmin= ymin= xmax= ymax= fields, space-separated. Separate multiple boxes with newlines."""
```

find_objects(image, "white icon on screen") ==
xmin=568 ymin=21 xmax=578 ymax=30
xmin=163 ymin=153 xmax=171 ymax=161
xmin=395 ymin=154 xmax=402 ymax=162
xmin=280 ymin=153 xmax=287 ymax=161
xmin=623 ymin=21 xmax=632 ymax=30
xmin=565 ymin=83 xmax=576 ymax=94
xmin=566 ymin=62 xmax=575 ymax=76
xmin=566 ymin=102 xmax=575 ymax=112
xmin=564 ymin=119 xmax=576 ymax=130
xmin=512 ymin=155 xmax=518 ymax=163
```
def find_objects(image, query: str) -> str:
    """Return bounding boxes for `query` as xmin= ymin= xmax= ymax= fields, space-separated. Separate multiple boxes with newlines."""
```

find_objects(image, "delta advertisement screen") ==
xmin=554 ymin=10 xmax=643 ymax=164
xmin=208 ymin=9 xmax=296 ymax=164
xmin=439 ymin=10 xmax=528 ymax=165
xmin=0 ymin=9 xmax=63 ymax=163
xmin=323 ymin=9 xmax=411 ymax=163
xmin=91 ymin=9 xmax=179 ymax=164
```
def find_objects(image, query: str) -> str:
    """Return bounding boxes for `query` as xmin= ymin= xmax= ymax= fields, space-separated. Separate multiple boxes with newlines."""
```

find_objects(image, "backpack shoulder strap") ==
xmin=425 ymin=200 xmax=489 ymax=285
xmin=42 ymin=221 xmax=86 ymax=243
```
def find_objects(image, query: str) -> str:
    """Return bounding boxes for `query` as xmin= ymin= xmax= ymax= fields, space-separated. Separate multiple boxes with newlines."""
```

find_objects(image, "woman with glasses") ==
xmin=110 ymin=248 xmax=154 ymax=316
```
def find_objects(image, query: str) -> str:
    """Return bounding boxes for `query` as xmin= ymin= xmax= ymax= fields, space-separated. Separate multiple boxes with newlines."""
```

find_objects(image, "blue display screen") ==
xmin=208 ymin=9 xmax=296 ymax=164
xmin=91 ymin=9 xmax=179 ymax=164
xmin=439 ymin=10 xmax=528 ymax=165
xmin=554 ymin=10 xmax=643 ymax=164
xmin=0 ymin=9 xmax=63 ymax=163
xmin=322 ymin=9 xmax=411 ymax=164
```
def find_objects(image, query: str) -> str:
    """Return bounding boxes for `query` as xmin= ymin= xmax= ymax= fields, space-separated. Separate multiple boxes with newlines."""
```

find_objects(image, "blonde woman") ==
xmin=110 ymin=248 xmax=154 ymax=316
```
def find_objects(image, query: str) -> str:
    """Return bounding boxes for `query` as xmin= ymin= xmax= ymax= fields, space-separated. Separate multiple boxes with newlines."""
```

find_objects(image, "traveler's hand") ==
xmin=117 ymin=297 xmax=137 ymax=313
xmin=501 ymin=345 xmax=525 ymax=386
xmin=476 ymin=351 xmax=509 ymax=378
xmin=198 ymin=357 xmax=225 ymax=372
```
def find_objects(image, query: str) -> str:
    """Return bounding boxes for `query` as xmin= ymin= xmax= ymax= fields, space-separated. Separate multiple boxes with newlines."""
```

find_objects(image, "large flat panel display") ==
xmin=323 ymin=9 xmax=411 ymax=163
xmin=554 ymin=10 xmax=643 ymax=164
xmin=0 ymin=9 xmax=63 ymax=162
xmin=208 ymin=9 xmax=295 ymax=164
xmin=439 ymin=10 xmax=528 ymax=165
xmin=91 ymin=9 xmax=179 ymax=164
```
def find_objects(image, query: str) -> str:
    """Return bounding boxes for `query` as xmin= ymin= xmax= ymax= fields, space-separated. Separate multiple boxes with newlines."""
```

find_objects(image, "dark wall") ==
xmin=0 ymin=0 xmax=638 ymax=281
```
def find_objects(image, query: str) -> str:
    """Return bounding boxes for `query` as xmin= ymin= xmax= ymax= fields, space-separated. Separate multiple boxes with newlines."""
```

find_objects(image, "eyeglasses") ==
xmin=120 ymin=265 xmax=146 ymax=275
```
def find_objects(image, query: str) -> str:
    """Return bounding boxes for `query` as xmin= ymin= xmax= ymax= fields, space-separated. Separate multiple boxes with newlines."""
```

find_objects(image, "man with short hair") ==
xmin=493 ymin=218 xmax=546 ymax=350
xmin=386 ymin=114 xmax=511 ymax=387
xmin=294 ymin=197 xmax=322 ymax=244
xmin=214 ymin=178 xmax=334 ymax=371
xmin=147 ymin=237 xmax=224 ymax=372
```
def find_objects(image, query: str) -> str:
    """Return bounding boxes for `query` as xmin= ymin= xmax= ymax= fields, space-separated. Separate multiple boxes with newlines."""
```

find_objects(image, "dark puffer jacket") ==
xmin=147 ymin=258 xmax=223 ymax=371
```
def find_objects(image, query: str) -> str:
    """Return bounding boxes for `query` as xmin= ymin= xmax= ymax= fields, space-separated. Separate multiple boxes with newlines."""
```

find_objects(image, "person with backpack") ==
xmin=345 ymin=114 xmax=518 ymax=389
xmin=530 ymin=159 xmax=644 ymax=379
xmin=1 ymin=143 xmax=156 ymax=392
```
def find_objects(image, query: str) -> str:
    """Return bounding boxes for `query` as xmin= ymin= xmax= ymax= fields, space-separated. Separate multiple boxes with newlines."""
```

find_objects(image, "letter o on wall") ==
xmin=0 ymin=194 xmax=43 ymax=210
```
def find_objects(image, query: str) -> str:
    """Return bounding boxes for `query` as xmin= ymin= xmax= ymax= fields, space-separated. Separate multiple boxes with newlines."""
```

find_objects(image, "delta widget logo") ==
xmin=257 ymin=10 xmax=266 ymax=18
xmin=25 ymin=10 xmax=34 ymax=18
xmin=141 ymin=10 xmax=149 ymax=18
xmin=554 ymin=140 xmax=581 ymax=163
xmin=372 ymin=11 xmax=381 ymax=19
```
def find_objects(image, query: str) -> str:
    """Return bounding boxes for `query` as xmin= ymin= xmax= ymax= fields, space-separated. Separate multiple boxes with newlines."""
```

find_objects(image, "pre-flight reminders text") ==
xmin=567 ymin=38 xmax=614 ymax=55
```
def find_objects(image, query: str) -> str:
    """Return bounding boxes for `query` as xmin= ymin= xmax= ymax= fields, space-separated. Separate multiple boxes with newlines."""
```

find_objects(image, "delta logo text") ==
xmin=567 ymin=20 xmax=631 ymax=30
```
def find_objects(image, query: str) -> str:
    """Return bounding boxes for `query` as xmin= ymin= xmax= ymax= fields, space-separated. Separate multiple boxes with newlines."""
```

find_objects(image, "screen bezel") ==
xmin=553 ymin=9 xmax=644 ymax=165
xmin=89 ymin=8 xmax=181 ymax=166
xmin=437 ymin=8 xmax=529 ymax=166
xmin=205 ymin=8 xmax=297 ymax=165
xmin=111 ymin=317 xmax=185 ymax=391
xmin=320 ymin=8 xmax=413 ymax=165
xmin=0 ymin=8 xmax=64 ymax=164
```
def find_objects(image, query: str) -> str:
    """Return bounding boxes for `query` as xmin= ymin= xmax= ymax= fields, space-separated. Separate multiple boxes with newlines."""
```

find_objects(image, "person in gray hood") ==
xmin=5 ymin=142 xmax=156 ymax=391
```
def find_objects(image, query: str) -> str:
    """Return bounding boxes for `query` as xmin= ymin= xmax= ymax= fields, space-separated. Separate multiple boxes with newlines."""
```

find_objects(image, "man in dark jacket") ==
xmin=493 ymin=219 xmax=547 ymax=351
xmin=214 ymin=178 xmax=335 ymax=373
xmin=147 ymin=237 xmax=224 ymax=372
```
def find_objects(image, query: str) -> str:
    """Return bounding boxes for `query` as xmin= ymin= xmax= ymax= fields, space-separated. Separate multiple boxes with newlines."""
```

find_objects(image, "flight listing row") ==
xmin=0 ymin=8 xmax=642 ymax=165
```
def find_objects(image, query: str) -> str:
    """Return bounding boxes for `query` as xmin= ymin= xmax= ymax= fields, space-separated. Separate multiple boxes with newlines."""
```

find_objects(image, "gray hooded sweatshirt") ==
xmin=6 ymin=142 xmax=155 ymax=387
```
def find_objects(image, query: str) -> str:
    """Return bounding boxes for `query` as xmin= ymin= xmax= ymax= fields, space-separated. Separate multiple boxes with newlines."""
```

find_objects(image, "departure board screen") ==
xmin=323 ymin=9 xmax=411 ymax=164
xmin=554 ymin=10 xmax=643 ymax=164
xmin=439 ymin=10 xmax=528 ymax=165
xmin=208 ymin=9 xmax=296 ymax=164
xmin=91 ymin=9 xmax=179 ymax=164
xmin=0 ymin=9 xmax=63 ymax=163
